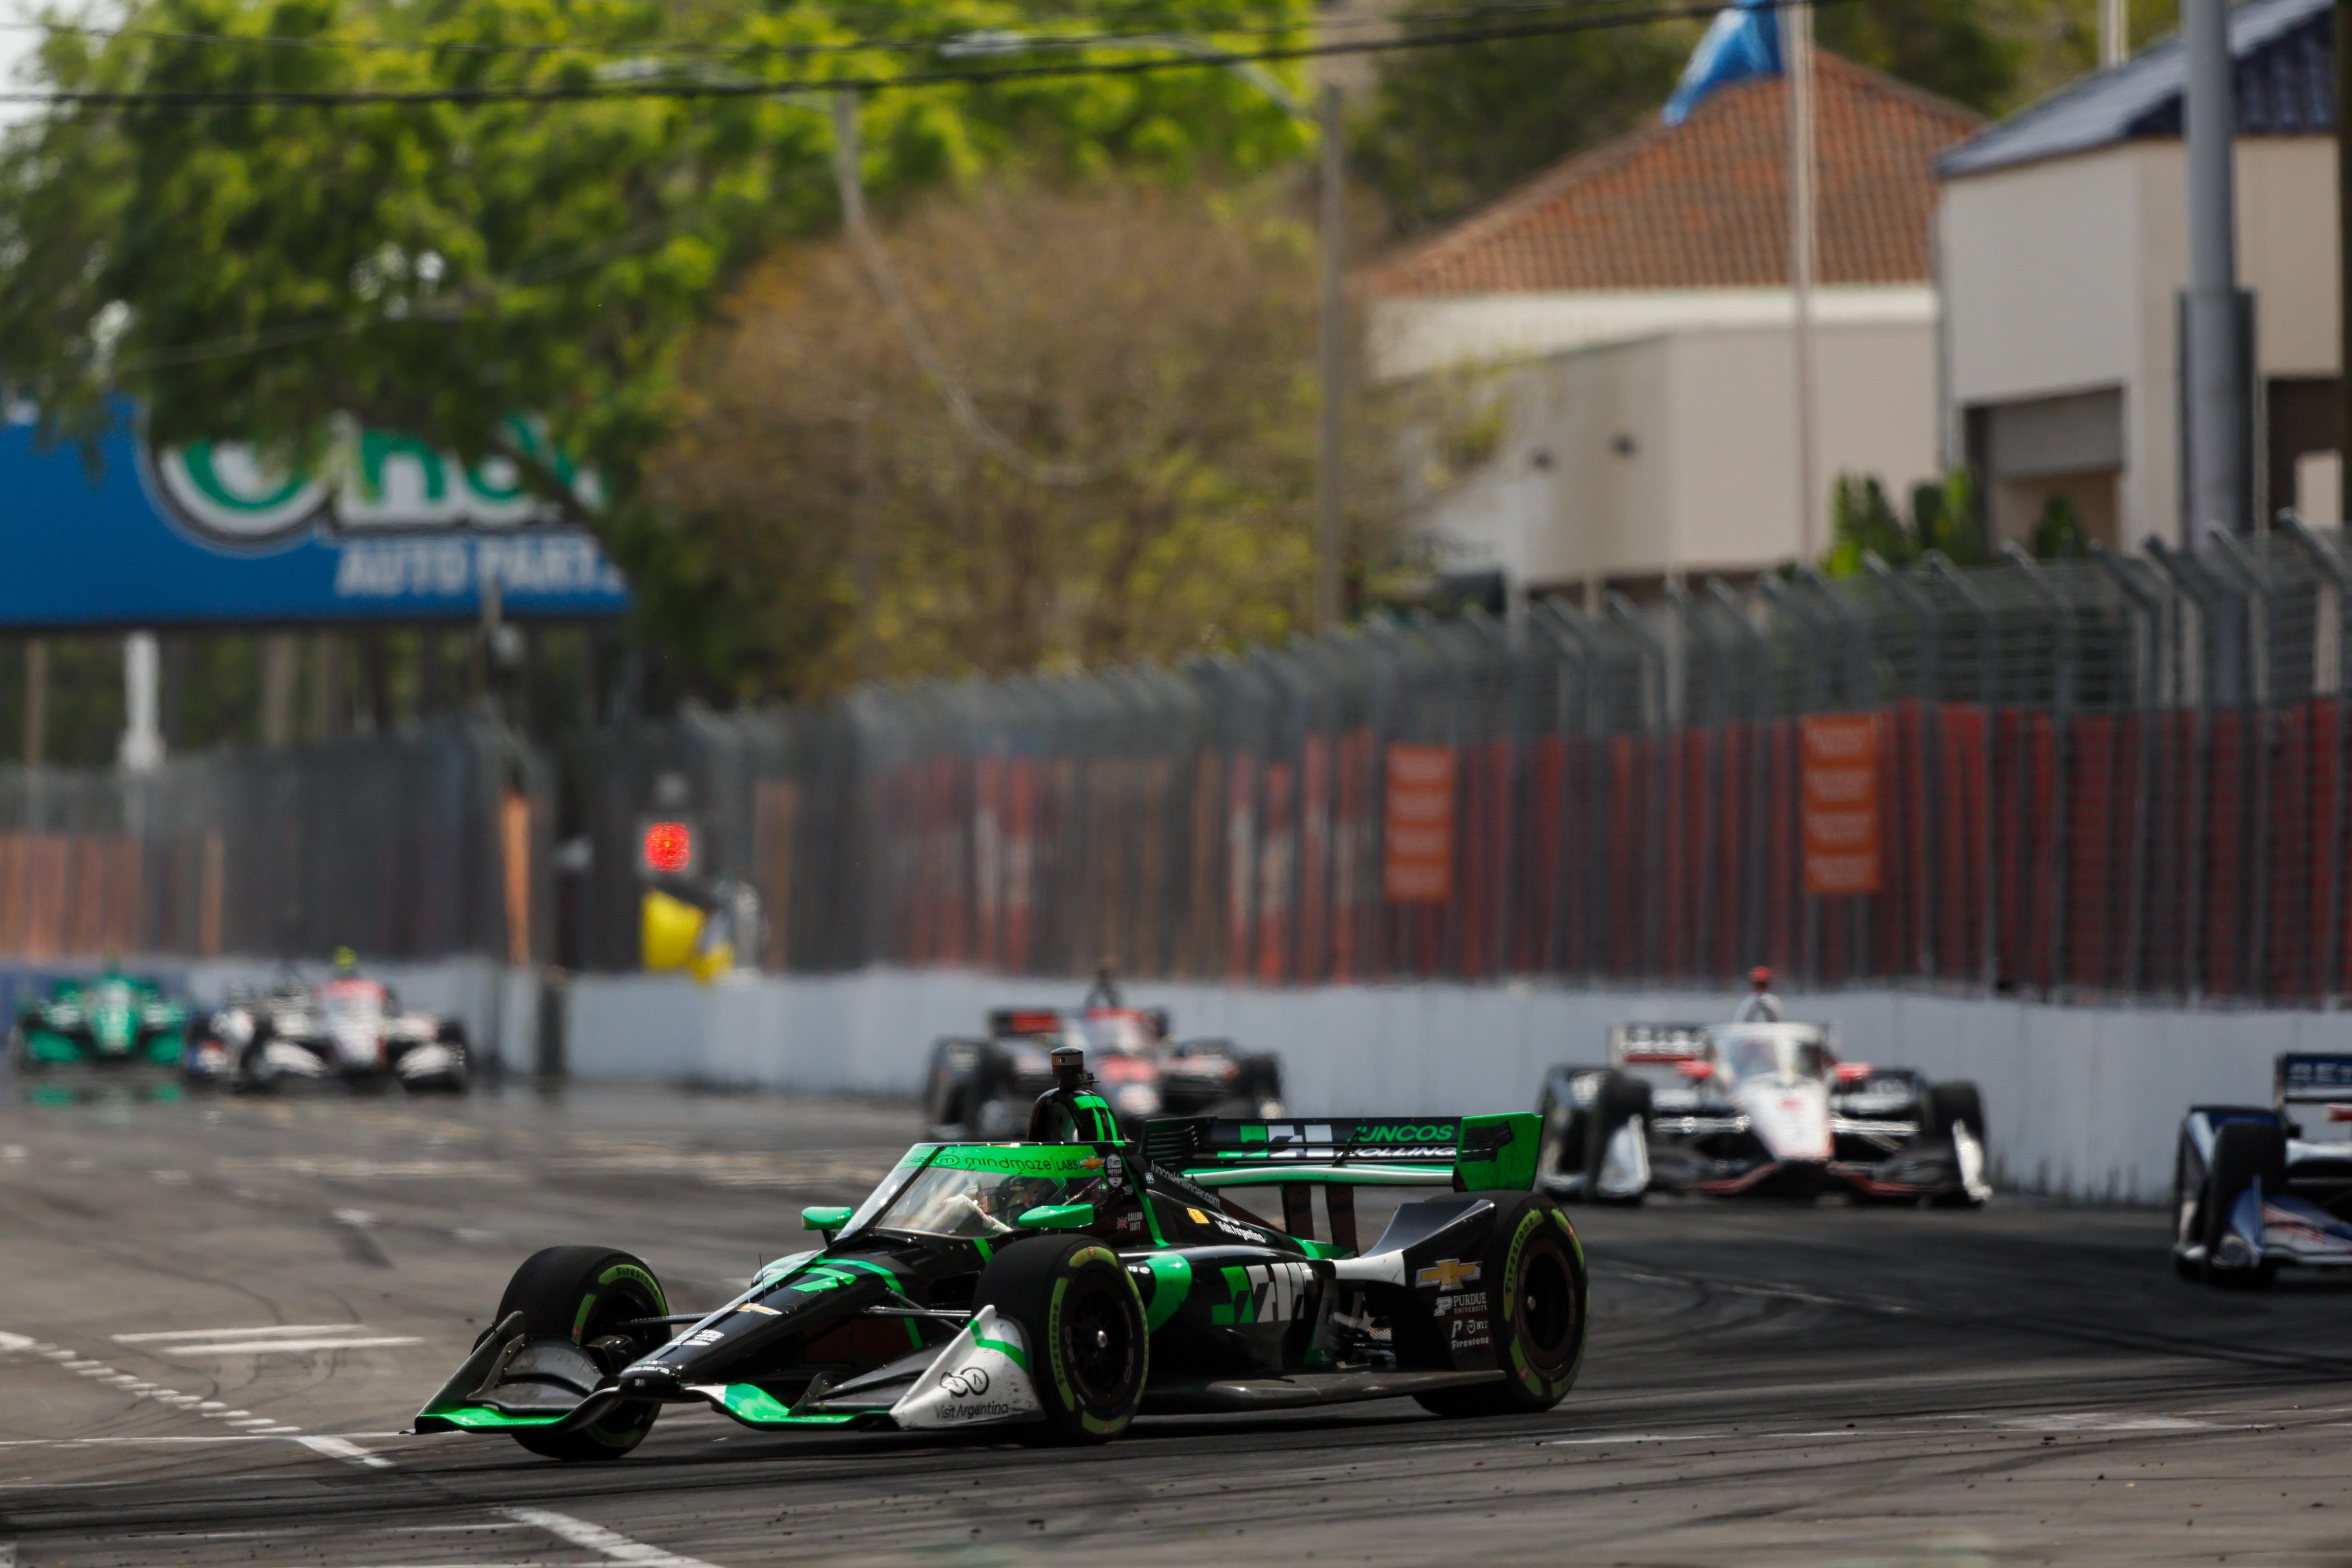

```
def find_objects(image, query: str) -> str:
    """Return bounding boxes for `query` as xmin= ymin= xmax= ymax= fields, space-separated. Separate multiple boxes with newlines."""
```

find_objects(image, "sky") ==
xmin=0 ymin=7 xmax=36 ymax=126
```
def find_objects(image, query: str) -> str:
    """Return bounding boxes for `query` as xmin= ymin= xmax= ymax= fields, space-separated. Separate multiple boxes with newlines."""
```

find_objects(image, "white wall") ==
xmin=1408 ymin=319 xmax=1940 ymax=587
xmin=1940 ymin=136 xmax=2339 ymax=546
xmin=1369 ymin=287 xmax=1935 ymax=382
xmin=564 ymin=966 xmax=2346 ymax=1206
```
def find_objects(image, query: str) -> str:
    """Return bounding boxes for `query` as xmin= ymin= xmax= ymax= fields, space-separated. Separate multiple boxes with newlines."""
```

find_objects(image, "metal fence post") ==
xmin=2002 ymin=544 xmax=2072 ymax=998
xmin=2207 ymin=527 xmax=2279 ymax=1000
xmin=2283 ymin=516 xmax=2352 ymax=1004
xmin=2092 ymin=543 xmax=2165 ymax=996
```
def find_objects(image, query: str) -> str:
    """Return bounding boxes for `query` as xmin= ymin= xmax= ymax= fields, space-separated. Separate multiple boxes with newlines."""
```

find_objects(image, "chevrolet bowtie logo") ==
xmin=1416 ymin=1259 xmax=1481 ymax=1289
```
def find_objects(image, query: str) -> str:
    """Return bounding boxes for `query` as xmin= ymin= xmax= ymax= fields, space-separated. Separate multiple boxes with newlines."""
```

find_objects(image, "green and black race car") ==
xmin=415 ymin=1049 xmax=1588 ymax=1457
xmin=13 ymin=972 xmax=188 ymax=1070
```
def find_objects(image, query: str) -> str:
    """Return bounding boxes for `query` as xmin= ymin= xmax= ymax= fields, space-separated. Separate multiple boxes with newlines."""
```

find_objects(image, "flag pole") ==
xmin=1788 ymin=0 xmax=1818 ymax=564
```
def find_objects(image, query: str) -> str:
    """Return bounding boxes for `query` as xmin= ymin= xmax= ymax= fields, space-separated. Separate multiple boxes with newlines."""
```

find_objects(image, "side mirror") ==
xmin=801 ymin=1205 xmax=853 ymax=1237
xmin=1015 ymin=1202 xmax=1095 ymax=1231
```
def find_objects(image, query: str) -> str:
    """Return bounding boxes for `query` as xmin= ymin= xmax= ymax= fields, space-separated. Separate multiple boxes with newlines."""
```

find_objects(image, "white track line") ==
xmin=296 ymin=1435 xmax=396 ymax=1469
xmin=500 ymin=1507 xmax=726 ymax=1568
xmin=166 ymin=1336 xmax=422 ymax=1356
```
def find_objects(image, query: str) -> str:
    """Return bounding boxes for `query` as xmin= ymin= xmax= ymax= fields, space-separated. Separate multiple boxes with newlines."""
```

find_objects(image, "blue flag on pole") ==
xmin=1661 ymin=0 xmax=1784 ymax=125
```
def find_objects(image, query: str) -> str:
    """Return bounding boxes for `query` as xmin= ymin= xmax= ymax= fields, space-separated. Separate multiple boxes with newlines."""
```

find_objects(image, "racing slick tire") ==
xmin=972 ymin=1234 xmax=1147 ymax=1445
xmin=495 ymin=1246 xmax=670 ymax=1461
xmin=1413 ymin=1194 xmax=1588 ymax=1419
xmin=1537 ymin=1071 xmax=1649 ymax=1205
xmin=2200 ymin=1122 xmax=2287 ymax=1290
xmin=1925 ymin=1082 xmax=1988 ymax=1209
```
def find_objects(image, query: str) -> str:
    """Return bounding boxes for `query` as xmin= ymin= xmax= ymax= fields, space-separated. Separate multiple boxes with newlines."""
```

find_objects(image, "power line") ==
xmin=0 ymin=1 xmax=1819 ymax=109
xmin=0 ymin=0 xmax=1647 ymax=60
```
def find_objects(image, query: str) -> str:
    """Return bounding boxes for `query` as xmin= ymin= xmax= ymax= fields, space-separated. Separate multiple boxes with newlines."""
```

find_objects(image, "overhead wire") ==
xmin=0 ymin=0 xmax=1673 ymax=59
xmin=0 ymin=0 xmax=1837 ymax=108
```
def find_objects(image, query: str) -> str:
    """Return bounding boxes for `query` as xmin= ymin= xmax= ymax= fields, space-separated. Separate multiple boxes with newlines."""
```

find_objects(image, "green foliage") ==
xmin=1353 ymin=3 xmax=1695 ymax=234
xmin=2029 ymin=492 xmax=2089 ymax=559
xmin=1822 ymin=468 xmax=1989 ymax=575
xmin=642 ymin=176 xmax=1410 ymax=699
xmin=0 ymin=0 xmax=1314 ymax=494
xmin=1815 ymin=0 xmax=2021 ymax=115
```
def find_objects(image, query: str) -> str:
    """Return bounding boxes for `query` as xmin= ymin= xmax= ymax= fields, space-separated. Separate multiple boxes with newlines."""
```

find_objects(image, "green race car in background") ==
xmin=417 ymin=1052 xmax=1587 ymax=1457
xmin=13 ymin=972 xmax=189 ymax=1070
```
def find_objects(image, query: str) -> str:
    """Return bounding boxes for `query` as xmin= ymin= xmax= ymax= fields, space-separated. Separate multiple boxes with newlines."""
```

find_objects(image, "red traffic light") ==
xmin=642 ymin=820 xmax=695 ymax=876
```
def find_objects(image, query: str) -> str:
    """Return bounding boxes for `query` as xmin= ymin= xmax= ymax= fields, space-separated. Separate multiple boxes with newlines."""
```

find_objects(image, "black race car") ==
xmin=415 ymin=1058 xmax=1581 ymax=1456
xmin=2172 ymin=1053 xmax=2352 ymax=1286
xmin=924 ymin=989 xmax=1282 ymax=1138
xmin=1537 ymin=1020 xmax=1988 ymax=1205
xmin=185 ymin=971 xmax=469 ymax=1093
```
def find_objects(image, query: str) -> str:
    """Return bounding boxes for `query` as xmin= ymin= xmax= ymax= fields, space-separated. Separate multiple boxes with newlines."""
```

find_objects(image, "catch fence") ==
xmin=570 ymin=525 xmax=2352 ymax=1005
xmin=0 ymin=719 xmax=544 ymax=965
xmin=16 ymin=527 xmax=2352 ymax=1007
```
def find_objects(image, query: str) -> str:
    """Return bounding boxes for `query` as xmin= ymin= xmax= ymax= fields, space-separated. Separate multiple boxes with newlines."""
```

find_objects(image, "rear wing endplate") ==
xmin=1141 ymin=1113 xmax=1540 ymax=1192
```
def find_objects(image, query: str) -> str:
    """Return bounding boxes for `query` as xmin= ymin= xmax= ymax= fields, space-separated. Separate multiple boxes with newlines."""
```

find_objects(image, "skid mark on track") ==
xmin=0 ymin=1325 xmax=397 ymax=1466
xmin=499 ymin=1507 xmax=727 ymax=1568
xmin=1593 ymin=1256 xmax=2352 ymax=1377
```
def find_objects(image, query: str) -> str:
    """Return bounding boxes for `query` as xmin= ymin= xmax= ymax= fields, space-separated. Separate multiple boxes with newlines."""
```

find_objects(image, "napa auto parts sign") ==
xmin=0 ymin=404 xmax=629 ymax=627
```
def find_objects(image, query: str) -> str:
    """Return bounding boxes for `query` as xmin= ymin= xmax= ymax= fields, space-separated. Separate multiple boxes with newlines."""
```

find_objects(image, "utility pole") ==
xmin=2101 ymin=0 xmax=2128 ymax=67
xmin=1787 ymin=2 xmax=1819 ymax=563
xmin=119 ymin=632 xmax=163 ymax=771
xmin=23 ymin=637 xmax=47 ymax=767
xmin=832 ymin=91 xmax=884 ymax=681
xmin=1315 ymin=82 xmax=1346 ymax=635
xmin=2183 ymin=0 xmax=2249 ymax=538
xmin=2339 ymin=0 xmax=2350 ymax=524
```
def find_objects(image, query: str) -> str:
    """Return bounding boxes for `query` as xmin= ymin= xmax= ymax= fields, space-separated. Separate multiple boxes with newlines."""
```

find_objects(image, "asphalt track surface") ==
xmin=5 ymin=1078 xmax=2352 ymax=1567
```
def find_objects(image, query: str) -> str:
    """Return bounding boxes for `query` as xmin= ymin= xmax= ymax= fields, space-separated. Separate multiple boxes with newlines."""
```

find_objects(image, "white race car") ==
xmin=185 ymin=974 xmax=470 ymax=1093
xmin=1537 ymin=1019 xmax=1989 ymax=1205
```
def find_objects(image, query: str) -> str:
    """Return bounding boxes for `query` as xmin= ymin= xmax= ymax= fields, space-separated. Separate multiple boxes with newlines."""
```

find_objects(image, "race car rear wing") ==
xmin=2276 ymin=1053 xmax=2352 ymax=1107
xmin=1611 ymin=1022 xmax=1711 ymax=1064
xmin=1141 ymin=1113 xmax=1540 ymax=1192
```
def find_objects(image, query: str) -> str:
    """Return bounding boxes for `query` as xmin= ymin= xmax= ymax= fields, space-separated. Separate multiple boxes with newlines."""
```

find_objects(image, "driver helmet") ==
xmin=333 ymin=946 xmax=359 ymax=977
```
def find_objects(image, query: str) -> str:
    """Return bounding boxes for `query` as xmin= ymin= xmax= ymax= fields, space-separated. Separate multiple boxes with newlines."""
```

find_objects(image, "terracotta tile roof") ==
xmin=1367 ymin=54 xmax=1981 ymax=296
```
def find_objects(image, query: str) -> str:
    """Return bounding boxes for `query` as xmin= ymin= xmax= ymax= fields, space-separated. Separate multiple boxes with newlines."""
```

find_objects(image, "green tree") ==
xmin=1353 ymin=6 xmax=1696 ymax=235
xmin=1815 ymin=0 xmax=2021 ymax=115
xmin=640 ymin=176 xmax=1419 ymax=699
xmin=0 ymin=0 xmax=1312 ymax=495
xmin=1823 ymin=468 xmax=1989 ymax=575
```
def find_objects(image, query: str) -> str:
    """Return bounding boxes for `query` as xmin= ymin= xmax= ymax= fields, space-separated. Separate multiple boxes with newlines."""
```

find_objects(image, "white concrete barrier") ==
xmin=20 ymin=953 xmax=2328 ymax=1204
xmin=564 ymin=967 xmax=2352 ymax=1205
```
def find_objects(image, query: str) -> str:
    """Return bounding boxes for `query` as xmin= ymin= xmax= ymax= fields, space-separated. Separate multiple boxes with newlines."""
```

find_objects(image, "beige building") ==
xmin=1936 ymin=0 xmax=2339 ymax=547
xmin=1366 ymin=56 xmax=1978 ymax=599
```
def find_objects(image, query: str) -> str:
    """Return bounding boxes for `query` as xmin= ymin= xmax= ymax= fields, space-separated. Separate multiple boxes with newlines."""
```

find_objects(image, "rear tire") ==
xmin=1586 ymin=1073 xmax=1651 ymax=1205
xmin=973 ymin=1234 xmax=1147 ymax=1444
xmin=1926 ymin=1081 xmax=1985 ymax=1141
xmin=2201 ymin=1123 xmax=2287 ymax=1290
xmin=495 ymin=1246 xmax=669 ymax=1461
xmin=1414 ymin=1194 xmax=1588 ymax=1418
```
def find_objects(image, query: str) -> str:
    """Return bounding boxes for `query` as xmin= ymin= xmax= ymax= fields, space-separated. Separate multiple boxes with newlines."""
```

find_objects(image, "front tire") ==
xmin=2201 ymin=1122 xmax=2287 ymax=1289
xmin=1926 ymin=1082 xmax=1989 ymax=1209
xmin=495 ymin=1246 xmax=670 ymax=1460
xmin=1414 ymin=1194 xmax=1588 ymax=1418
xmin=973 ymin=1234 xmax=1147 ymax=1444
